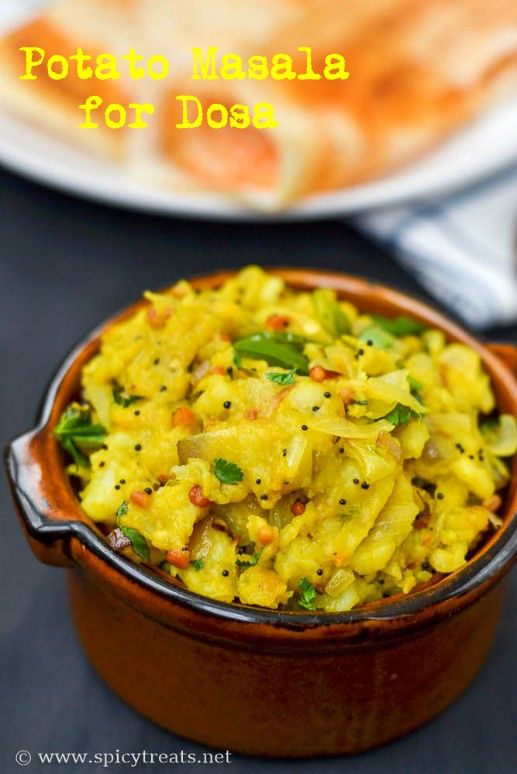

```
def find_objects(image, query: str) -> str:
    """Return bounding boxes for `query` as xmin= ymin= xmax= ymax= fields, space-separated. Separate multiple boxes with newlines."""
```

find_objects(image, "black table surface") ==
xmin=1 ymin=167 xmax=515 ymax=774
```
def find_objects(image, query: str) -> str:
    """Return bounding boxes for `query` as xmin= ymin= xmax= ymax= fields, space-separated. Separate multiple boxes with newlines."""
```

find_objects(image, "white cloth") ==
xmin=355 ymin=164 xmax=517 ymax=330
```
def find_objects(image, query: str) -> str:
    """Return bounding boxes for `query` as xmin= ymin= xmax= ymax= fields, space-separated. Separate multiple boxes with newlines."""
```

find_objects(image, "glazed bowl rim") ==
xmin=7 ymin=267 xmax=517 ymax=629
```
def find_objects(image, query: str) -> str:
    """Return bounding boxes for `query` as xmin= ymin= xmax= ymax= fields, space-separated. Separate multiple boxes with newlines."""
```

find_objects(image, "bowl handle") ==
xmin=5 ymin=428 xmax=77 ymax=567
xmin=486 ymin=343 xmax=517 ymax=377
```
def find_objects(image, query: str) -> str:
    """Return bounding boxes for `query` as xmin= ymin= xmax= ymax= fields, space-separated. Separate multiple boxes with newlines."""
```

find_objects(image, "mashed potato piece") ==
xmin=55 ymin=266 xmax=516 ymax=611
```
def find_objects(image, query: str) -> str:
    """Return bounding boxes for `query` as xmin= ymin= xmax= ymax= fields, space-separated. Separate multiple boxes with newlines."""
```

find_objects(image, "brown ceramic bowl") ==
xmin=6 ymin=269 xmax=517 ymax=757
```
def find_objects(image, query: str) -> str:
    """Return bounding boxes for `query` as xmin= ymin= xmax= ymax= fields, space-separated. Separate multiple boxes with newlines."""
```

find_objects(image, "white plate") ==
xmin=2 ymin=2 xmax=517 ymax=220
xmin=3 ymin=99 xmax=517 ymax=221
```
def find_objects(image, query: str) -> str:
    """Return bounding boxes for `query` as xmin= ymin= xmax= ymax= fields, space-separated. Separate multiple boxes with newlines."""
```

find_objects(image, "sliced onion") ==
xmin=484 ymin=415 xmax=517 ymax=457
xmin=376 ymin=430 xmax=402 ymax=463
xmin=189 ymin=516 xmax=213 ymax=560
xmin=191 ymin=360 xmax=212 ymax=384
xmin=325 ymin=568 xmax=355 ymax=597
xmin=309 ymin=416 xmax=393 ymax=439
xmin=107 ymin=528 xmax=131 ymax=551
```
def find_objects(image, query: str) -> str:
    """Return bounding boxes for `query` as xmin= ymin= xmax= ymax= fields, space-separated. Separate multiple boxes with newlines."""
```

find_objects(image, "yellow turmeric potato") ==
xmin=55 ymin=266 xmax=516 ymax=612
xmin=238 ymin=565 xmax=291 ymax=609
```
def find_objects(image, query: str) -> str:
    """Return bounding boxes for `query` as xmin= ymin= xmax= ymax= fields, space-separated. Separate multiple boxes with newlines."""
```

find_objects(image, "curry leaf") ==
xmin=358 ymin=325 xmax=395 ymax=350
xmin=54 ymin=404 xmax=106 ymax=468
xmin=59 ymin=436 xmax=89 ymax=468
xmin=373 ymin=315 xmax=426 ymax=336
xmin=119 ymin=526 xmax=150 ymax=561
xmin=266 ymin=369 xmax=297 ymax=385
xmin=234 ymin=333 xmax=309 ymax=374
xmin=312 ymin=288 xmax=350 ymax=337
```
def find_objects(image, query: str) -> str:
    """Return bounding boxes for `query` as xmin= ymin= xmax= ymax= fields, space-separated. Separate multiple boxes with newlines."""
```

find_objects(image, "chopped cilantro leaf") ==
xmin=236 ymin=551 xmax=262 ymax=570
xmin=298 ymin=577 xmax=317 ymax=610
xmin=408 ymin=376 xmax=424 ymax=393
xmin=113 ymin=386 xmax=143 ymax=407
xmin=214 ymin=458 xmax=244 ymax=485
xmin=385 ymin=404 xmax=420 ymax=426
xmin=190 ymin=559 xmax=204 ymax=571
